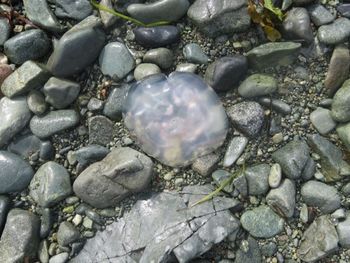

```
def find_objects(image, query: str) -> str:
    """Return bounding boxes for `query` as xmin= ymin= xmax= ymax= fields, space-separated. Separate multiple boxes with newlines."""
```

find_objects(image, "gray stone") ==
xmin=43 ymin=77 xmax=80 ymax=109
xmin=337 ymin=122 xmax=350 ymax=151
xmin=269 ymin=163 xmax=282 ymax=188
xmin=29 ymin=161 xmax=72 ymax=207
xmin=187 ymin=0 xmax=250 ymax=37
xmin=176 ymin=63 xmax=197 ymax=73
xmin=183 ymin=43 xmax=209 ymax=64
xmin=235 ymin=236 xmax=262 ymax=263
xmin=241 ymin=205 xmax=284 ymax=238
xmin=143 ymin=48 xmax=173 ymax=69
xmin=57 ymin=222 xmax=81 ymax=247
xmin=23 ymin=0 xmax=63 ymax=32
xmin=226 ymin=101 xmax=264 ymax=138
xmin=88 ymin=115 xmax=114 ymax=146
xmin=272 ymin=140 xmax=310 ymax=180
xmin=191 ymin=153 xmax=220 ymax=176
xmin=27 ymin=90 xmax=48 ymax=115
xmin=71 ymin=185 xmax=240 ymax=262
xmin=0 ymin=96 xmax=32 ymax=147
xmin=238 ymin=74 xmax=278 ymax=98
xmin=0 ymin=209 xmax=40 ymax=263
xmin=75 ymin=145 xmax=110 ymax=167
xmin=307 ymin=134 xmax=350 ymax=182
xmin=103 ymin=84 xmax=130 ymax=121
xmin=338 ymin=4 xmax=350 ymax=18
xmin=0 ymin=196 xmax=10 ymax=235
xmin=267 ymin=179 xmax=295 ymax=218
xmin=317 ymin=18 xmax=350 ymax=45
xmin=99 ymin=42 xmax=135 ymax=80
xmin=30 ymin=110 xmax=80 ymax=138
xmin=0 ymin=18 xmax=10 ymax=46
xmin=1 ymin=60 xmax=51 ymax=98
xmin=298 ymin=215 xmax=339 ymax=262
xmin=4 ymin=29 xmax=51 ymax=65
xmin=134 ymin=26 xmax=180 ymax=48
xmin=223 ymin=136 xmax=248 ymax=167
xmin=301 ymin=157 xmax=316 ymax=181
xmin=55 ymin=0 xmax=92 ymax=21
xmin=98 ymin=0 xmax=118 ymax=27
xmin=246 ymin=42 xmax=301 ymax=69
xmin=301 ymin=180 xmax=341 ymax=213
xmin=127 ymin=0 xmax=189 ymax=23
xmin=205 ymin=55 xmax=248 ymax=92
xmin=87 ymin=98 xmax=104 ymax=112
xmin=310 ymin=107 xmax=336 ymax=135
xmin=212 ymin=169 xmax=234 ymax=193
xmin=259 ymin=97 xmax=292 ymax=115
xmin=308 ymin=4 xmax=334 ymax=26
xmin=245 ymin=164 xmax=270 ymax=196
xmin=40 ymin=208 xmax=53 ymax=239
xmin=337 ymin=214 xmax=350 ymax=248
xmin=47 ymin=16 xmax=106 ymax=77
xmin=331 ymin=79 xmax=350 ymax=122
xmin=293 ymin=0 xmax=314 ymax=5
xmin=324 ymin=44 xmax=350 ymax=96
xmin=134 ymin=63 xmax=161 ymax=81
xmin=282 ymin=8 xmax=313 ymax=44
xmin=49 ymin=252 xmax=69 ymax=263
xmin=260 ymin=242 xmax=277 ymax=258
xmin=38 ymin=240 xmax=49 ymax=263
xmin=73 ymin=147 xmax=154 ymax=208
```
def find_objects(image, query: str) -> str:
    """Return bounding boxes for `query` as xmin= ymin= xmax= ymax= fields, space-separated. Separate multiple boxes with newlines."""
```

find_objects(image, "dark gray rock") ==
xmin=240 ymin=205 xmax=284 ymax=238
xmin=245 ymin=164 xmax=270 ymax=196
xmin=1 ymin=60 xmax=51 ymax=98
xmin=187 ymin=0 xmax=250 ymax=37
xmin=0 ymin=209 xmax=40 ymax=263
xmin=246 ymin=42 xmax=301 ymax=69
xmin=127 ymin=0 xmax=189 ymax=23
xmin=71 ymin=185 xmax=240 ymax=262
xmin=298 ymin=215 xmax=338 ymax=262
xmin=47 ymin=16 xmax=106 ymax=77
xmin=317 ymin=18 xmax=350 ymax=45
xmin=238 ymin=74 xmax=278 ymax=98
xmin=337 ymin=4 xmax=350 ymax=18
xmin=103 ymin=84 xmax=130 ymax=121
xmin=73 ymin=147 xmax=154 ymax=208
xmin=272 ymin=140 xmax=310 ymax=179
xmin=43 ymin=77 xmax=80 ymax=109
xmin=74 ymin=145 xmax=110 ymax=167
xmin=267 ymin=179 xmax=295 ymax=218
xmin=293 ymin=0 xmax=314 ymax=5
xmin=259 ymin=97 xmax=292 ymax=115
xmin=88 ymin=115 xmax=114 ymax=146
xmin=40 ymin=208 xmax=53 ymax=239
xmin=282 ymin=8 xmax=313 ymax=44
xmin=183 ymin=43 xmax=209 ymax=64
xmin=30 ymin=110 xmax=80 ymax=138
xmin=234 ymin=236 xmax=262 ymax=263
xmin=331 ymin=79 xmax=350 ymax=122
xmin=226 ymin=101 xmax=264 ymax=137
xmin=0 ymin=151 xmax=34 ymax=193
xmin=0 ymin=18 xmax=10 ymax=46
xmin=301 ymin=180 xmax=341 ymax=213
xmin=23 ymin=0 xmax=63 ymax=32
xmin=301 ymin=157 xmax=316 ymax=181
xmin=0 ymin=196 xmax=10 ymax=235
xmin=27 ymin=90 xmax=48 ymax=115
xmin=0 ymin=96 xmax=32 ymax=148
xmin=310 ymin=107 xmax=336 ymax=135
xmin=57 ymin=221 xmax=81 ymax=247
xmin=29 ymin=161 xmax=72 ymax=207
xmin=308 ymin=4 xmax=334 ymax=26
xmin=143 ymin=48 xmax=173 ymax=69
xmin=4 ymin=29 xmax=51 ymax=65
xmin=55 ymin=0 xmax=92 ymax=21
xmin=223 ymin=136 xmax=248 ymax=167
xmin=337 ymin=122 xmax=350 ymax=151
xmin=133 ymin=26 xmax=180 ymax=48
xmin=205 ymin=55 xmax=247 ymax=92
xmin=337 ymin=214 xmax=350 ymax=248
xmin=212 ymin=169 xmax=234 ymax=193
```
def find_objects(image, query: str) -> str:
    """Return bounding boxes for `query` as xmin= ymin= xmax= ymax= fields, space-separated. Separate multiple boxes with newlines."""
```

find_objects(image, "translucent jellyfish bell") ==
xmin=123 ymin=72 xmax=228 ymax=167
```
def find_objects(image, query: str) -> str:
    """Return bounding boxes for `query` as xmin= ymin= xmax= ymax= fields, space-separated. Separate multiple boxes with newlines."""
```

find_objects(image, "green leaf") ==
xmin=263 ymin=0 xmax=284 ymax=21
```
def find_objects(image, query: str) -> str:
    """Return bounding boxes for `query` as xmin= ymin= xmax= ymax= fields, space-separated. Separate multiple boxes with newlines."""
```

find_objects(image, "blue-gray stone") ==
xmin=183 ymin=43 xmax=209 ymax=64
xmin=143 ymin=48 xmax=173 ymax=69
xmin=133 ymin=26 xmax=180 ymax=48
xmin=55 ymin=0 xmax=92 ymax=21
xmin=331 ymin=79 xmax=350 ymax=122
xmin=310 ymin=107 xmax=336 ymax=135
xmin=103 ymin=84 xmax=130 ymax=121
xmin=0 ymin=196 xmax=10 ymax=235
xmin=282 ymin=8 xmax=313 ymax=44
xmin=244 ymin=164 xmax=270 ymax=196
xmin=238 ymin=74 xmax=278 ymax=98
xmin=75 ymin=145 xmax=110 ymax=167
xmin=317 ymin=18 xmax=350 ymax=45
xmin=0 ymin=18 xmax=10 ymax=46
xmin=337 ymin=4 xmax=350 ymax=18
xmin=308 ymin=4 xmax=334 ymax=26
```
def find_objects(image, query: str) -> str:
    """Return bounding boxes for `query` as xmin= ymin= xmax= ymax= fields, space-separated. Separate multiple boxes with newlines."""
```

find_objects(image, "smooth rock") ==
xmin=269 ymin=163 xmax=282 ymax=188
xmin=234 ymin=236 xmax=262 ymax=263
xmin=212 ymin=169 xmax=233 ymax=193
xmin=103 ymin=84 xmax=130 ymax=121
xmin=55 ymin=0 xmax=92 ymax=21
xmin=191 ymin=153 xmax=220 ymax=176
xmin=226 ymin=101 xmax=264 ymax=137
xmin=134 ymin=63 xmax=161 ymax=81
xmin=0 ymin=96 xmax=32 ymax=147
xmin=38 ymin=240 xmax=49 ymax=263
xmin=298 ymin=215 xmax=338 ymax=262
xmin=241 ymin=205 xmax=284 ymax=238
xmin=282 ymin=8 xmax=313 ymax=44
xmin=301 ymin=180 xmax=341 ymax=213
xmin=331 ymin=79 xmax=350 ymax=122
xmin=317 ymin=18 xmax=350 ymax=45
xmin=324 ymin=44 xmax=350 ymax=96
xmin=73 ymin=147 xmax=154 ymax=208
xmin=238 ymin=74 xmax=278 ymax=98
xmin=57 ymin=222 xmax=81 ymax=246
xmin=337 ymin=214 xmax=350 ymax=248
xmin=143 ymin=48 xmax=173 ymax=69
xmin=301 ymin=157 xmax=316 ymax=181
xmin=310 ymin=107 xmax=336 ymax=135
xmin=127 ymin=0 xmax=189 ymax=23
xmin=134 ymin=26 xmax=180 ymax=48
xmin=272 ymin=140 xmax=310 ymax=179
xmin=1 ymin=60 xmax=51 ymax=98
xmin=98 ymin=0 xmax=117 ymax=27
xmin=0 ymin=196 xmax=10 ymax=235
xmin=183 ymin=43 xmax=209 ymax=64
xmin=337 ymin=122 xmax=350 ymax=151
xmin=0 ymin=64 xmax=12 ymax=86
xmin=223 ymin=136 xmax=248 ymax=167
xmin=246 ymin=42 xmax=301 ymax=69
xmin=87 ymin=98 xmax=104 ymax=112
xmin=176 ymin=63 xmax=197 ymax=73
xmin=74 ymin=145 xmax=110 ymax=167
xmin=43 ymin=77 xmax=80 ymax=109
xmin=245 ymin=164 xmax=270 ymax=196
xmin=0 ymin=18 xmax=10 ymax=46
xmin=29 ymin=161 xmax=72 ymax=207
xmin=187 ymin=0 xmax=250 ymax=37
xmin=0 ymin=209 xmax=40 ymax=263
xmin=27 ymin=90 xmax=48 ymax=115
xmin=267 ymin=179 xmax=295 ymax=218
xmin=30 ymin=110 xmax=80 ymax=138
xmin=40 ymin=208 xmax=53 ymax=239
xmin=308 ymin=4 xmax=334 ymax=26
xmin=49 ymin=252 xmax=69 ymax=263
xmin=337 ymin=4 xmax=350 ymax=18
xmin=88 ymin=115 xmax=114 ymax=146
xmin=23 ymin=0 xmax=63 ymax=32
xmin=205 ymin=55 xmax=247 ymax=92
xmin=47 ymin=16 xmax=106 ymax=77
xmin=99 ymin=42 xmax=135 ymax=80
xmin=259 ymin=97 xmax=292 ymax=115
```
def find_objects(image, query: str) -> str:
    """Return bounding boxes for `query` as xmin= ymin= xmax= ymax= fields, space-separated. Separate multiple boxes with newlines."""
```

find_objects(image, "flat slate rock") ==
xmin=71 ymin=185 xmax=240 ymax=263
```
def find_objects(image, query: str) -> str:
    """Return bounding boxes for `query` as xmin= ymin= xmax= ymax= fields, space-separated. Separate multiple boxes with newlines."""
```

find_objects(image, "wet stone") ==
xmin=282 ymin=8 xmax=313 ymax=44
xmin=133 ymin=26 xmax=180 ymax=48
xmin=176 ymin=63 xmax=197 ymax=73
xmin=143 ymin=48 xmax=173 ymax=69
xmin=308 ymin=4 xmax=334 ymax=26
xmin=74 ymin=145 xmax=110 ymax=167
xmin=27 ymin=90 xmax=48 ymax=115
xmin=88 ymin=115 xmax=114 ymax=146
xmin=123 ymin=72 xmax=228 ymax=167
xmin=317 ymin=18 xmax=350 ymax=45
xmin=55 ymin=0 xmax=92 ymax=21
xmin=183 ymin=43 xmax=209 ymax=64
xmin=223 ymin=136 xmax=248 ymax=167
xmin=0 ymin=196 xmax=10 ymax=235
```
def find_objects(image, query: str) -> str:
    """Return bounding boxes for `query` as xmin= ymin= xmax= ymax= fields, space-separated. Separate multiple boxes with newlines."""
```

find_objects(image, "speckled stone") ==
xmin=134 ymin=63 xmax=161 ymax=81
xmin=317 ymin=18 xmax=350 ymax=45
xmin=143 ymin=48 xmax=173 ymax=69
